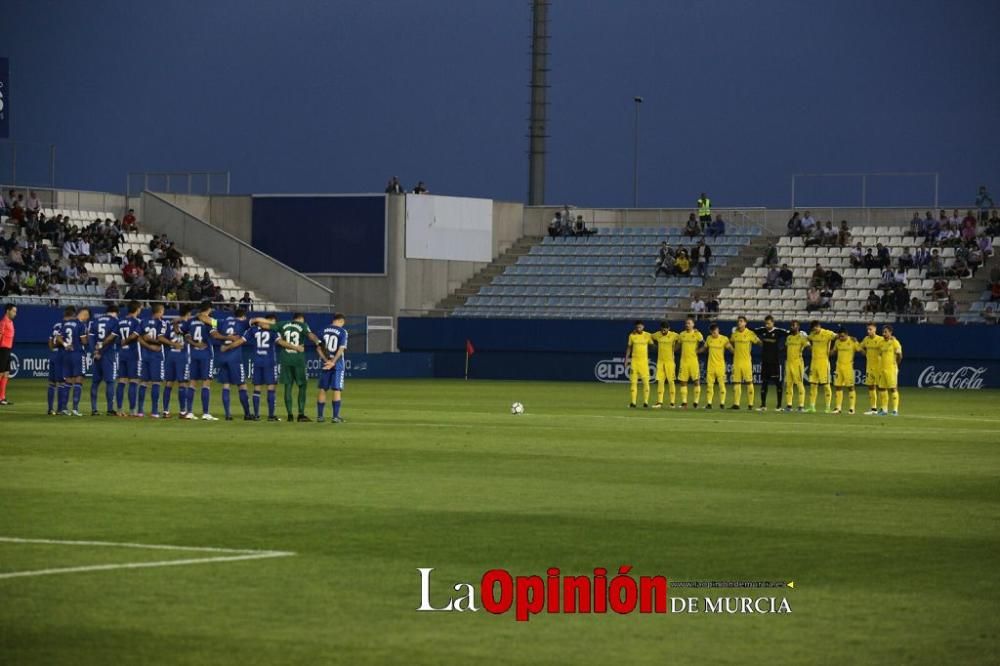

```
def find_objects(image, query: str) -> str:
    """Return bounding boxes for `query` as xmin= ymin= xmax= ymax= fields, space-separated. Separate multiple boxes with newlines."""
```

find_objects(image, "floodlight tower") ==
xmin=527 ymin=0 xmax=550 ymax=206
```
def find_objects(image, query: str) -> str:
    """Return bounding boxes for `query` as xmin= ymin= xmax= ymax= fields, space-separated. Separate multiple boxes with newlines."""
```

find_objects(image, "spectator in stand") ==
xmin=800 ymin=211 xmax=817 ymax=236
xmin=986 ymin=210 xmax=1000 ymax=236
xmin=819 ymin=287 xmax=833 ymax=309
xmin=982 ymin=303 xmax=999 ymax=324
xmin=907 ymin=297 xmax=926 ymax=323
xmin=547 ymin=212 xmax=564 ymax=238
xmin=690 ymin=294 xmax=706 ymax=319
xmin=573 ymin=215 xmax=596 ymax=236
xmin=122 ymin=258 xmax=140 ymax=283
xmin=977 ymin=185 xmax=994 ymax=221
xmin=948 ymin=255 xmax=969 ymax=278
xmin=892 ymin=283 xmax=909 ymax=314
xmin=199 ymin=271 xmax=214 ymax=295
xmin=0 ymin=189 xmax=10 ymax=215
xmin=892 ymin=267 xmax=907 ymax=286
xmin=821 ymin=221 xmax=838 ymax=246
xmin=991 ymin=280 xmax=1000 ymax=302
xmin=924 ymin=212 xmax=941 ymax=242
xmin=654 ymin=242 xmax=674 ymax=277
xmin=879 ymin=289 xmax=894 ymax=313
xmin=938 ymin=222 xmax=959 ymax=246
xmin=930 ymin=278 xmax=949 ymax=300
xmin=861 ymin=248 xmax=878 ymax=270
xmin=850 ymin=242 xmax=865 ymax=268
xmin=705 ymin=295 xmax=719 ymax=316
xmin=684 ymin=213 xmax=701 ymax=238
xmin=763 ymin=243 xmax=778 ymax=267
xmin=9 ymin=195 xmax=25 ymax=225
xmin=803 ymin=223 xmax=823 ymax=247
xmin=876 ymin=243 xmax=891 ymax=269
xmin=763 ymin=265 xmax=780 ymax=288
xmin=879 ymin=267 xmax=896 ymax=289
xmin=864 ymin=290 xmax=881 ymax=314
xmin=384 ymin=176 xmax=404 ymax=194
xmin=961 ymin=211 xmax=978 ymax=242
xmin=777 ymin=263 xmax=793 ymax=288
xmin=949 ymin=209 xmax=961 ymax=227
xmin=942 ymin=296 xmax=958 ymax=324
xmin=826 ymin=268 xmax=843 ymax=290
xmin=239 ymin=292 xmax=253 ymax=308
xmin=898 ymin=247 xmax=914 ymax=271
xmin=968 ymin=243 xmax=984 ymax=275
xmin=925 ymin=250 xmax=944 ymax=277
xmin=837 ymin=220 xmax=851 ymax=247
xmin=122 ymin=209 xmax=138 ymax=233
xmin=673 ymin=250 xmax=691 ymax=276
xmin=810 ymin=263 xmax=826 ymax=288
xmin=696 ymin=239 xmax=711 ymax=277
xmin=7 ymin=246 xmax=26 ymax=271
xmin=909 ymin=212 xmax=923 ymax=237
xmin=104 ymin=280 xmax=120 ymax=303
xmin=787 ymin=211 xmax=803 ymax=236
xmin=411 ymin=181 xmax=429 ymax=194
xmin=25 ymin=191 xmax=41 ymax=220
xmin=805 ymin=286 xmax=824 ymax=311
xmin=913 ymin=244 xmax=931 ymax=269
xmin=705 ymin=215 xmax=725 ymax=238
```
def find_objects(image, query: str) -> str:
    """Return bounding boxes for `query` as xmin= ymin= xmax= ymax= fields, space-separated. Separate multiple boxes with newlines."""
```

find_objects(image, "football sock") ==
xmin=283 ymin=385 xmax=293 ymax=416
xmin=116 ymin=382 xmax=126 ymax=410
xmin=849 ymin=388 xmax=857 ymax=412
xmin=72 ymin=384 xmax=82 ymax=411
xmin=297 ymin=384 xmax=307 ymax=415
xmin=667 ymin=381 xmax=676 ymax=404
xmin=679 ymin=385 xmax=688 ymax=404
xmin=267 ymin=389 xmax=277 ymax=417
xmin=106 ymin=382 xmax=115 ymax=412
xmin=90 ymin=382 xmax=99 ymax=412
xmin=797 ymin=382 xmax=806 ymax=408
xmin=128 ymin=383 xmax=138 ymax=411
xmin=835 ymin=389 xmax=844 ymax=410
xmin=333 ymin=400 xmax=341 ymax=418
xmin=239 ymin=388 xmax=250 ymax=416
xmin=138 ymin=385 xmax=147 ymax=413
xmin=693 ymin=384 xmax=702 ymax=405
xmin=253 ymin=390 xmax=261 ymax=417
xmin=222 ymin=388 xmax=231 ymax=418
xmin=733 ymin=384 xmax=742 ymax=407
xmin=869 ymin=387 xmax=878 ymax=409
xmin=823 ymin=385 xmax=832 ymax=410
xmin=809 ymin=384 xmax=818 ymax=408
xmin=47 ymin=384 xmax=55 ymax=411
xmin=201 ymin=387 xmax=210 ymax=414
xmin=891 ymin=390 xmax=899 ymax=412
xmin=746 ymin=384 xmax=754 ymax=407
xmin=163 ymin=386 xmax=173 ymax=412
xmin=150 ymin=384 xmax=160 ymax=414
xmin=317 ymin=401 xmax=325 ymax=420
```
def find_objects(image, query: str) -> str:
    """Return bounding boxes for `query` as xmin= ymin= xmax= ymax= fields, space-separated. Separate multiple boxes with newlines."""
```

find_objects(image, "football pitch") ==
xmin=1 ymin=378 xmax=998 ymax=665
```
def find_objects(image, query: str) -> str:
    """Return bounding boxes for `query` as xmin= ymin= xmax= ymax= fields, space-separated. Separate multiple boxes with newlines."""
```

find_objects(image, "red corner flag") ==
xmin=465 ymin=339 xmax=475 ymax=379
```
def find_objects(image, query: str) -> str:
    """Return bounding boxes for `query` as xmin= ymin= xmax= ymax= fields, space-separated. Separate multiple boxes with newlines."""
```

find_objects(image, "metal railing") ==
xmin=790 ymin=172 xmax=940 ymax=210
xmin=0 ymin=184 xmax=125 ymax=216
xmin=126 ymin=171 xmax=231 ymax=197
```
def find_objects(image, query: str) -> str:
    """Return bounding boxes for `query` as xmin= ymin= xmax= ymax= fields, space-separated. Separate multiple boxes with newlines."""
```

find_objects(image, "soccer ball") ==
xmin=510 ymin=402 xmax=525 ymax=415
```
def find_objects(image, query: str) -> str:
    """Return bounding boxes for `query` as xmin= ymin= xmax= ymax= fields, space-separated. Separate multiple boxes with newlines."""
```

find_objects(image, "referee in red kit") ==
xmin=0 ymin=304 xmax=17 ymax=405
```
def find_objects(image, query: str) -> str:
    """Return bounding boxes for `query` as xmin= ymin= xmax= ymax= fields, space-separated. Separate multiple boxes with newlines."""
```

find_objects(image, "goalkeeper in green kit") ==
xmin=253 ymin=313 xmax=325 ymax=422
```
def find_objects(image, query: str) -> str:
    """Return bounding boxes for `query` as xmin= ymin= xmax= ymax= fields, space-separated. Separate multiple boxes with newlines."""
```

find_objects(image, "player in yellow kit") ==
xmin=783 ymin=320 xmax=810 ymax=412
xmin=728 ymin=315 xmax=761 ymax=410
xmin=625 ymin=320 xmax=653 ymax=408
xmin=858 ymin=322 xmax=883 ymax=415
xmin=698 ymin=323 xmax=731 ymax=409
xmin=651 ymin=321 xmax=680 ymax=408
xmin=807 ymin=320 xmax=837 ymax=413
xmin=677 ymin=316 xmax=703 ymax=409
xmin=830 ymin=328 xmax=862 ymax=414
xmin=875 ymin=324 xmax=902 ymax=416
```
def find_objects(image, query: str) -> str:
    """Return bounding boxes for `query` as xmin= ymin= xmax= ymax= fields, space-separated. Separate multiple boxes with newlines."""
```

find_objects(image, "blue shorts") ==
xmin=164 ymin=352 xmax=190 ymax=382
xmin=49 ymin=353 xmax=64 ymax=383
xmin=216 ymin=356 xmax=246 ymax=385
xmin=189 ymin=355 xmax=214 ymax=381
xmin=139 ymin=349 xmax=165 ymax=382
xmin=318 ymin=366 xmax=345 ymax=391
xmin=119 ymin=349 xmax=139 ymax=379
xmin=62 ymin=352 xmax=85 ymax=379
xmin=92 ymin=352 xmax=118 ymax=383
xmin=251 ymin=359 xmax=278 ymax=386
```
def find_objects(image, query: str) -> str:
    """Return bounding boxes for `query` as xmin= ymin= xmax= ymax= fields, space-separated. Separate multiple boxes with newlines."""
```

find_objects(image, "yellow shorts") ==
xmin=706 ymin=363 xmax=726 ymax=385
xmin=785 ymin=361 xmax=804 ymax=385
xmin=731 ymin=362 xmax=753 ymax=383
xmin=864 ymin=369 xmax=879 ymax=386
xmin=809 ymin=364 xmax=831 ymax=385
xmin=631 ymin=361 xmax=650 ymax=380
xmin=834 ymin=365 xmax=855 ymax=388
xmin=656 ymin=361 xmax=676 ymax=383
xmin=877 ymin=368 xmax=898 ymax=390
xmin=678 ymin=358 xmax=700 ymax=382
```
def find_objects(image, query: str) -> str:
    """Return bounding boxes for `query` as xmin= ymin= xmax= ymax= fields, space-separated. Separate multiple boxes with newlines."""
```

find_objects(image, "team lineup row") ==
xmin=46 ymin=300 xmax=349 ymax=422
xmin=625 ymin=316 xmax=903 ymax=415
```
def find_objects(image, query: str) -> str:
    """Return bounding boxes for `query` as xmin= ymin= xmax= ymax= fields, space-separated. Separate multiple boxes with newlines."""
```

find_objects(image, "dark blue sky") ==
xmin=3 ymin=0 xmax=998 ymax=208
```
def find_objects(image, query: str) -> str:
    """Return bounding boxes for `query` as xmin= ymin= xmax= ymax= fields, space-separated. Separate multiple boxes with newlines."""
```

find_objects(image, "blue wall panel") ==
xmin=251 ymin=195 xmax=386 ymax=274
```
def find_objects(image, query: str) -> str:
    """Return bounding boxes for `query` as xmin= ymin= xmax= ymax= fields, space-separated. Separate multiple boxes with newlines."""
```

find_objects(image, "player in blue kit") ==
xmin=137 ymin=303 xmax=172 ymax=418
xmin=233 ymin=314 xmax=303 ymax=421
xmin=56 ymin=307 xmax=91 ymax=416
xmin=186 ymin=302 xmax=231 ymax=421
xmin=90 ymin=304 xmax=120 ymax=415
xmin=317 ymin=313 xmax=348 ymax=423
xmin=115 ymin=301 xmax=143 ymax=416
xmin=216 ymin=308 xmax=252 ymax=421
xmin=163 ymin=306 xmax=193 ymax=419
xmin=47 ymin=308 xmax=74 ymax=415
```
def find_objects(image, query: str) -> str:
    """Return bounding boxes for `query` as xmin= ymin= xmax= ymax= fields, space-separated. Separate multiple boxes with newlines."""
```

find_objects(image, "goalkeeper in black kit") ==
xmin=754 ymin=315 xmax=789 ymax=412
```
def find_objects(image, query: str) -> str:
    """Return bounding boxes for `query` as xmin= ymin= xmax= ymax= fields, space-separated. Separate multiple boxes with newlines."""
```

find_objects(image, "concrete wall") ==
xmin=310 ymin=197 xmax=525 ymax=316
xmin=155 ymin=193 xmax=253 ymax=243
xmin=141 ymin=192 xmax=335 ymax=307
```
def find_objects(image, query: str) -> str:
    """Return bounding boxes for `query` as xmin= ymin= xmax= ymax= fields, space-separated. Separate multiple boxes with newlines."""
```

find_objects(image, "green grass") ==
xmin=1 ymin=378 xmax=998 ymax=665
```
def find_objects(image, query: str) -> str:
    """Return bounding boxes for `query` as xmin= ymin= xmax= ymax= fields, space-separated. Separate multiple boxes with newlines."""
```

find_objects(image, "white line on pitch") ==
xmin=0 ymin=536 xmax=293 ymax=555
xmin=0 ymin=552 xmax=294 ymax=580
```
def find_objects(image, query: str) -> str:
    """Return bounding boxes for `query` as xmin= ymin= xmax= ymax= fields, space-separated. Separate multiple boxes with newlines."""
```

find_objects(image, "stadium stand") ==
xmin=452 ymin=226 xmax=763 ymax=319
xmin=0 ymin=205 xmax=276 ymax=310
